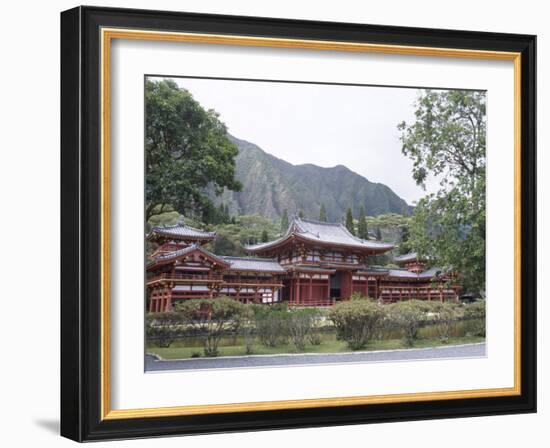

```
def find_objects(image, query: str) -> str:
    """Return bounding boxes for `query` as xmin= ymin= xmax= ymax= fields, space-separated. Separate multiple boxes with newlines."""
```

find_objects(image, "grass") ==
xmin=147 ymin=335 xmax=485 ymax=360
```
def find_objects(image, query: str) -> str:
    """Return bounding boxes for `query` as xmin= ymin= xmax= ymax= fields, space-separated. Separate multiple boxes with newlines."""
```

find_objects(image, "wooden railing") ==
xmin=379 ymin=286 xmax=458 ymax=302
xmin=289 ymin=298 xmax=336 ymax=307
xmin=147 ymin=273 xmax=223 ymax=283
xmin=222 ymin=280 xmax=284 ymax=287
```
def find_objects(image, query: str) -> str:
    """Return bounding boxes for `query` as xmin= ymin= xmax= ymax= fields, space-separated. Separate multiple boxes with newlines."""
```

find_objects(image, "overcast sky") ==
xmin=152 ymin=76 xmax=443 ymax=204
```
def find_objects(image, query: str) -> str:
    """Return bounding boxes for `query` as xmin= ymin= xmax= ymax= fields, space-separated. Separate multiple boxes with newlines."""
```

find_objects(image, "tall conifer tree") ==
xmin=280 ymin=209 xmax=289 ymax=232
xmin=357 ymin=206 xmax=368 ymax=239
xmin=319 ymin=203 xmax=327 ymax=222
xmin=345 ymin=208 xmax=355 ymax=235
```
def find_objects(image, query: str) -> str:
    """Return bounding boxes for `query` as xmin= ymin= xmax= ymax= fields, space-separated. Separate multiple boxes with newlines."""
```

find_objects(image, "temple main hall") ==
xmin=146 ymin=218 xmax=459 ymax=312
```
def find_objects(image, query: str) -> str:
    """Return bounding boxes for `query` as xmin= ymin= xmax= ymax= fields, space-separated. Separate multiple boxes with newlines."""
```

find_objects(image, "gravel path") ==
xmin=145 ymin=342 xmax=486 ymax=372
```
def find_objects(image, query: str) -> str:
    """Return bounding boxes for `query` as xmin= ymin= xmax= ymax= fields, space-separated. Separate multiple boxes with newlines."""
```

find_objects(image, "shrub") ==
xmin=308 ymin=308 xmax=324 ymax=345
xmin=350 ymin=292 xmax=370 ymax=301
xmin=175 ymin=297 xmax=250 ymax=357
xmin=308 ymin=331 xmax=322 ymax=346
xmin=252 ymin=304 xmax=289 ymax=347
xmin=288 ymin=308 xmax=319 ymax=351
xmin=463 ymin=299 xmax=486 ymax=337
xmin=412 ymin=300 xmax=441 ymax=314
xmin=388 ymin=300 xmax=425 ymax=347
xmin=328 ymin=300 xmax=386 ymax=350
xmin=433 ymin=302 xmax=458 ymax=343
xmin=241 ymin=316 xmax=255 ymax=355
xmin=373 ymin=312 xmax=394 ymax=341
xmin=145 ymin=312 xmax=182 ymax=348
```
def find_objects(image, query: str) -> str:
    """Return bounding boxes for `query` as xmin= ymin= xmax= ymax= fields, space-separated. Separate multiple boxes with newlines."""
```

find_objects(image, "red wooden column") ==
xmin=166 ymin=284 xmax=173 ymax=311
xmin=148 ymin=289 xmax=154 ymax=312
xmin=308 ymin=275 xmax=313 ymax=305
xmin=288 ymin=279 xmax=293 ymax=304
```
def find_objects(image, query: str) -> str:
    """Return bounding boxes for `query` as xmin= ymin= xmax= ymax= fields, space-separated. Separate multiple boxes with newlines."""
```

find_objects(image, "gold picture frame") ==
xmin=61 ymin=6 xmax=536 ymax=441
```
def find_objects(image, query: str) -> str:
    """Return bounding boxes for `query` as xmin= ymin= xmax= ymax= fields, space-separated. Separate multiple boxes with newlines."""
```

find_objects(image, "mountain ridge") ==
xmin=214 ymin=135 xmax=411 ymax=221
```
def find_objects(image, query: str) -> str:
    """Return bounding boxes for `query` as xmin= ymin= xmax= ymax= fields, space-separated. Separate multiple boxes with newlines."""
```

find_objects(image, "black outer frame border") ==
xmin=60 ymin=5 xmax=537 ymax=442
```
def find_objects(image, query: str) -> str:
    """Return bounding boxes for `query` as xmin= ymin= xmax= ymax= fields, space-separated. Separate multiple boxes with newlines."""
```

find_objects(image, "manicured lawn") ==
xmin=147 ymin=335 xmax=485 ymax=360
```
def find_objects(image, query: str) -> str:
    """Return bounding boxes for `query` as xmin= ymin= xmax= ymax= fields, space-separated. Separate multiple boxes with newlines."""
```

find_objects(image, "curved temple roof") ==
xmin=147 ymin=221 xmax=216 ymax=242
xmin=387 ymin=267 xmax=442 ymax=280
xmin=222 ymin=256 xmax=286 ymax=274
xmin=246 ymin=217 xmax=394 ymax=253
xmin=148 ymin=243 xmax=229 ymax=267
xmin=394 ymin=252 xmax=426 ymax=264
xmin=357 ymin=266 xmax=445 ymax=281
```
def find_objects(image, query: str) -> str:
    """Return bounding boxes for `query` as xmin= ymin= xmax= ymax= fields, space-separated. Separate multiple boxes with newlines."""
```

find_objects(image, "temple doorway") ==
xmin=330 ymin=271 xmax=352 ymax=299
xmin=329 ymin=272 xmax=342 ymax=298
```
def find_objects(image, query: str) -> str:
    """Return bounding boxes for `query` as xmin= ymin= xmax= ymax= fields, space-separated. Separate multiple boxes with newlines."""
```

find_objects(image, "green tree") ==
xmin=398 ymin=90 xmax=486 ymax=294
xmin=345 ymin=208 xmax=355 ymax=235
xmin=211 ymin=214 xmax=281 ymax=255
xmin=366 ymin=213 xmax=410 ymax=244
xmin=217 ymin=203 xmax=231 ymax=224
xmin=463 ymin=299 xmax=486 ymax=337
xmin=375 ymin=227 xmax=382 ymax=241
xmin=357 ymin=206 xmax=368 ymax=239
xmin=175 ymin=297 xmax=249 ymax=357
xmin=328 ymin=299 xmax=386 ymax=350
xmin=252 ymin=304 xmax=290 ymax=347
xmin=261 ymin=229 xmax=269 ymax=242
xmin=398 ymin=223 xmax=411 ymax=254
xmin=319 ymin=203 xmax=327 ymax=222
xmin=201 ymin=202 xmax=217 ymax=225
xmin=388 ymin=300 xmax=425 ymax=347
xmin=145 ymin=312 xmax=182 ymax=348
xmin=432 ymin=302 xmax=458 ymax=344
xmin=298 ymin=210 xmax=304 ymax=219
xmin=145 ymin=79 xmax=241 ymax=221
xmin=218 ymin=203 xmax=225 ymax=224
xmin=287 ymin=309 xmax=318 ymax=351
xmin=211 ymin=229 xmax=245 ymax=256
xmin=280 ymin=209 xmax=289 ymax=232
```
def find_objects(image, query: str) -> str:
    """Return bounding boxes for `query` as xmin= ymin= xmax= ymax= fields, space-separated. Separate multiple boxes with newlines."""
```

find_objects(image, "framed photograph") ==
xmin=61 ymin=6 xmax=536 ymax=441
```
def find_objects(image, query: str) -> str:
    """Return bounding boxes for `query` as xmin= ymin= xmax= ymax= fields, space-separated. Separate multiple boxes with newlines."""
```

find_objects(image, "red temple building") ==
xmin=146 ymin=218 xmax=459 ymax=312
xmin=379 ymin=252 xmax=460 ymax=303
xmin=245 ymin=218 xmax=394 ymax=306
xmin=146 ymin=222 xmax=285 ymax=312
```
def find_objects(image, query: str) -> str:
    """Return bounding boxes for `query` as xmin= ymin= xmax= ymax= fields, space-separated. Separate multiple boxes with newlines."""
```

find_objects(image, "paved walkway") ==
xmin=145 ymin=342 xmax=486 ymax=372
